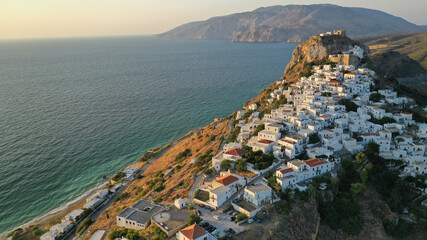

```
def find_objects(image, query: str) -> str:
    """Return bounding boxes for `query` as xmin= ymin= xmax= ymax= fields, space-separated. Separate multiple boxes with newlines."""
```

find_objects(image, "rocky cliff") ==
xmin=158 ymin=4 xmax=423 ymax=42
xmin=282 ymin=34 xmax=369 ymax=82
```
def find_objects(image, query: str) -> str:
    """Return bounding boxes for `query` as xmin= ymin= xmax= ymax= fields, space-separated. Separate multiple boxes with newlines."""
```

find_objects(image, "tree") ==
xmin=339 ymin=99 xmax=358 ymax=112
xmin=236 ymin=159 xmax=247 ymax=172
xmin=236 ymin=213 xmax=248 ymax=222
xmin=308 ymin=132 xmax=320 ymax=144
xmin=355 ymin=152 xmax=367 ymax=167
xmin=253 ymin=124 xmax=265 ymax=136
xmin=369 ymin=93 xmax=385 ymax=102
xmin=188 ymin=214 xmax=202 ymax=225
xmin=220 ymin=160 xmax=231 ymax=171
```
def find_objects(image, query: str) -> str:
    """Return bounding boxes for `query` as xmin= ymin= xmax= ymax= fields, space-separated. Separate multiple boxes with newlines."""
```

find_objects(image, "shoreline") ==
xmin=0 ymin=182 xmax=107 ymax=238
xmin=0 ymin=136 xmax=185 ymax=238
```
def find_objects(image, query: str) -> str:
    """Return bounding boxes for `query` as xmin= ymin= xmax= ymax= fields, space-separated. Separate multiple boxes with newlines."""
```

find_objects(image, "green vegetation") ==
xmin=318 ymin=159 xmax=364 ymax=235
xmin=194 ymin=189 xmax=209 ymax=201
xmin=339 ymin=99 xmax=359 ymax=112
xmin=299 ymin=69 xmax=313 ymax=78
xmin=383 ymin=219 xmax=412 ymax=238
xmin=77 ymin=218 xmax=92 ymax=235
xmin=31 ymin=226 xmax=44 ymax=236
xmin=175 ymin=149 xmax=192 ymax=163
xmin=236 ymin=213 xmax=248 ymax=222
xmin=236 ymin=159 xmax=247 ymax=172
xmin=370 ymin=116 xmax=396 ymax=125
xmin=253 ymin=124 xmax=265 ymax=136
xmin=111 ymin=172 xmax=126 ymax=182
xmin=195 ymin=149 xmax=214 ymax=166
xmin=139 ymin=143 xmax=172 ymax=162
xmin=271 ymin=95 xmax=288 ymax=109
xmin=153 ymin=226 xmax=168 ymax=240
xmin=220 ymin=159 xmax=231 ymax=171
xmin=205 ymin=134 xmax=216 ymax=146
xmin=109 ymin=228 xmax=140 ymax=240
xmin=227 ymin=126 xmax=240 ymax=143
xmin=242 ymin=146 xmax=275 ymax=170
xmin=369 ymin=92 xmax=385 ymax=102
xmin=7 ymin=228 xmax=23 ymax=240
xmin=188 ymin=214 xmax=202 ymax=225
xmin=321 ymin=92 xmax=332 ymax=97
xmin=114 ymin=192 xmax=130 ymax=202
xmin=188 ymin=204 xmax=194 ymax=210
xmin=154 ymin=195 xmax=163 ymax=203
xmin=308 ymin=132 xmax=320 ymax=144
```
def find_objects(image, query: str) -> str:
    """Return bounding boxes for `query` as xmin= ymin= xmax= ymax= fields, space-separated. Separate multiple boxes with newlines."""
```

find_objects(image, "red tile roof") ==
xmin=401 ymin=112 xmax=411 ymax=114
xmin=258 ymin=139 xmax=274 ymax=144
xmin=362 ymin=133 xmax=379 ymax=136
xmin=305 ymin=158 xmax=325 ymax=167
xmin=215 ymin=174 xmax=239 ymax=186
xmin=280 ymin=139 xmax=296 ymax=145
xmin=346 ymin=72 xmax=357 ymax=75
xmin=225 ymin=148 xmax=246 ymax=156
xmin=279 ymin=168 xmax=294 ymax=174
xmin=320 ymin=114 xmax=332 ymax=118
xmin=325 ymin=129 xmax=334 ymax=132
xmin=180 ymin=224 xmax=207 ymax=240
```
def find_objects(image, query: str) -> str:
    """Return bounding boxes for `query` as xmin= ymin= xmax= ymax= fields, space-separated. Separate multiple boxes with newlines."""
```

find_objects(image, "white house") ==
xmin=174 ymin=198 xmax=186 ymax=209
xmin=243 ymin=184 xmax=273 ymax=207
xmin=176 ymin=224 xmax=216 ymax=240
xmin=41 ymin=231 xmax=60 ymax=240
xmin=124 ymin=165 xmax=140 ymax=178
xmin=64 ymin=209 xmax=84 ymax=222
xmin=50 ymin=221 xmax=73 ymax=234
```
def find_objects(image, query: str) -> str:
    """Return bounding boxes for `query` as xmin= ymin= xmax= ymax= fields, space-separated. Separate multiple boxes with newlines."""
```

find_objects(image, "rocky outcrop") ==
xmin=283 ymin=34 xmax=369 ymax=82
xmin=159 ymin=4 xmax=423 ymax=42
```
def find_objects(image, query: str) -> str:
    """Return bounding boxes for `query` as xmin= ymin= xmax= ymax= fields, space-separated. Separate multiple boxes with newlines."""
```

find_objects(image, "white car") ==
xmin=213 ymin=215 xmax=220 ymax=220
xmin=247 ymin=218 xmax=254 ymax=224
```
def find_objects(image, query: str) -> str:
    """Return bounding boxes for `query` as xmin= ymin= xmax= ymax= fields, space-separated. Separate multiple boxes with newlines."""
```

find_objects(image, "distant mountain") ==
xmin=158 ymin=4 xmax=423 ymax=42
xmin=418 ymin=25 xmax=427 ymax=30
xmin=357 ymin=31 xmax=427 ymax=70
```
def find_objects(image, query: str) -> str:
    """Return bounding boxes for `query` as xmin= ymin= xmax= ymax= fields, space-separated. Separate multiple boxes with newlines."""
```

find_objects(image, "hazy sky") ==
xmin=1 ymin=0 xmax=426 ymax=39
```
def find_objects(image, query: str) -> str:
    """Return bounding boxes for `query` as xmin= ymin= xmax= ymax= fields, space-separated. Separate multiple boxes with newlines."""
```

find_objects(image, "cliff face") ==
xmin=158 ymin=4 xmax=423 ymax=42
xmin=283 ymin=35 xmax=369 ymax=82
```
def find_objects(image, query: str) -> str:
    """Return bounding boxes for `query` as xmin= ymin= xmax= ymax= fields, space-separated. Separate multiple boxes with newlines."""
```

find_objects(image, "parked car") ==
xmin=212 ymin=229 xmax=219 ymax=235
xmin=248 ymin=218 xmax=254 ymax=224
xmin=200 ymin=221 xmax=209 ymax=228
xmin=213 ymin=215 xmax=220 ymax=220
xmin=231 ymin=216 xmax=236 ymax=222
xmin=232 ymin=212 xmax=239 ymax=216
xmin=197 ymin=210 xmax=202 ymax=216
xmin=256 ymin=219 xmax=263 ymax=223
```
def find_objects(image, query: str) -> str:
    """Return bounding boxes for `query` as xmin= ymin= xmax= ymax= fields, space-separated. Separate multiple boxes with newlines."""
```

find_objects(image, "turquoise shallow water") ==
xmin=0 ymin=36 xmax=296 ymax=232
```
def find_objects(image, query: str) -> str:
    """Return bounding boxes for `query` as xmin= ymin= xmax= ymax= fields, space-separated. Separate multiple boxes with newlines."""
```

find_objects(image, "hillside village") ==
xmin=15 ymin=32 xmax=426 ymax=240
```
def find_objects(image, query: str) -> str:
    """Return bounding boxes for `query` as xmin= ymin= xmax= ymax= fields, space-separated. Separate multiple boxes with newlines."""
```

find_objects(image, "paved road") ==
xmin=69 ymin=141 xmax=181 ymax=240
xmin=188 ymin=175 xmax=204 ymax=203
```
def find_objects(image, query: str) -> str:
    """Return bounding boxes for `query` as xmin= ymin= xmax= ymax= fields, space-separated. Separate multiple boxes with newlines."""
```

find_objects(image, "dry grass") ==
xmin=84 ymin=118 xmax=230 ymax=239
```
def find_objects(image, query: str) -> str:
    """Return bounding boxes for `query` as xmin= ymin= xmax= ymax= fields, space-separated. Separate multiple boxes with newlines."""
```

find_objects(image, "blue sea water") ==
xmin=0 ymin=36 xmax=296 ymax=233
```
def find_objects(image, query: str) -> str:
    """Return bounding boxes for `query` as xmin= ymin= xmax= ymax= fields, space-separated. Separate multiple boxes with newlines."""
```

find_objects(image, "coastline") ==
xmin=0 ymin=182 xmax=107 ymax=238
xmin=0 ymin=134 xmax=187 ymax=238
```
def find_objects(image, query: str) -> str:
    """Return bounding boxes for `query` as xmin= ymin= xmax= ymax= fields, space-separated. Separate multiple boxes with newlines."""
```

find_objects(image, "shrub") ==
xmin=188 ymin=204 xmax=194 ymax=210
xmin=154 ymin=196 xmax=163 ymax=203
xmin=77 ymin=218 xmax=92 ymax=235
xmin=383 ymin=219 xmax=412 ymax=238
xmin=188 ymin=214 xmax=202 ymax=225
xmin=236 ymin=159 xmax=247 ymax=172
xmin=369 ymin=93 xmax=385 ymax=102
xmin=253 ymin=124 xmax=265 ymax=136
xmin=308 ymin=132 xmax=320 ymax=144
xmin=236 ymin=213 xmax=248 ymax=222
xmin=220 ymin=160 xmax=231 ymax=171
xmin=339 ymin=99 xmax=358 ymax=112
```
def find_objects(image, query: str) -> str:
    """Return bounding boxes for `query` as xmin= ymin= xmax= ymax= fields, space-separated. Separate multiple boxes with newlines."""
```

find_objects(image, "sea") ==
xmin=0 ymin=36 xmax=296 ymax=233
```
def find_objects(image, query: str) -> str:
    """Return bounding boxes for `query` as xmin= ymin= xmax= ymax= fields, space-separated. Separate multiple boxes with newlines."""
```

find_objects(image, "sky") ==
xmin=1 ymin=0 xmax=426 ymax=39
